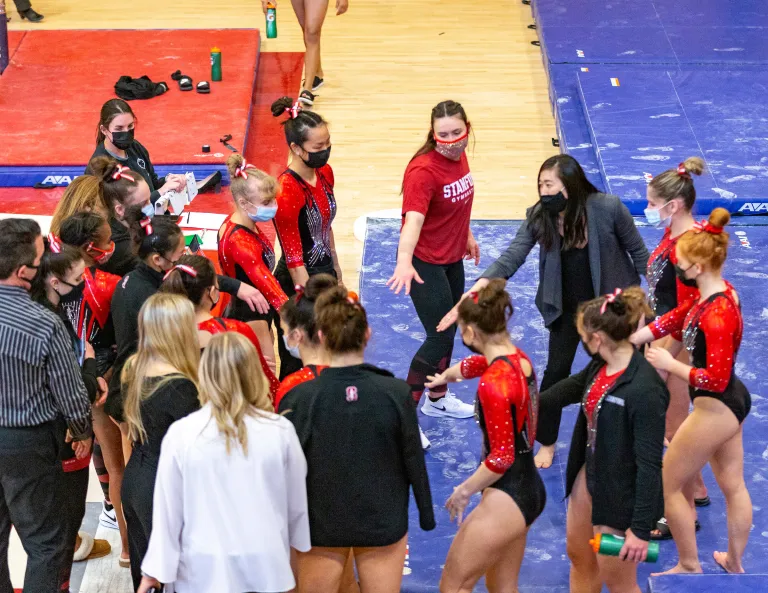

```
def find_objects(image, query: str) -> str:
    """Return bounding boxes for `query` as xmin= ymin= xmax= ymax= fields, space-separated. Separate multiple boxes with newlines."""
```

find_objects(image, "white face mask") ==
xmin=282 ymin=333 xmax=301 ymax=359
xmin=644 ymin=201 xmax=672 ymax=228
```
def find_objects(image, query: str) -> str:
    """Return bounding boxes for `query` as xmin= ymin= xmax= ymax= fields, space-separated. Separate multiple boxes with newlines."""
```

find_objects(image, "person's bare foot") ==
xmin=713 ymin=551 xmax=744 ymax=573
xmin=651 ymin=562 xmax=702 ymax=577
xmin=534 ymin=444 xmax=555 ymax=469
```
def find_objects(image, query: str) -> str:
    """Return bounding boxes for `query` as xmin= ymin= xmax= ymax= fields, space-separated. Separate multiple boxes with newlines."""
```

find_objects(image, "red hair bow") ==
xmin=47 ymin=233 xmax=62 ymax=254
xmin=677 ymin=163 xmax=689 ymax=177
xmin=294 ymin=284 xmax=305 ymax=303
xmin=600 ymin=288 xmax=623 ymax=314
xmin=285 ymin=102 xmax=302 ymax=120
xmin=691 ymin=220 xmax=723 ymax=235
xmin=347 ymin=290 xmax=360 ymax=306
xmin=112 ymin=165 xmax=135 ymax=182
xmin=163 ymin=264 xmax=198 ymax=281
xmin=469 ymin=291 xmax=479 ymax=304
xmin=234 ymin=160 xmax=257 ymax=180
xmin=140 ymin=217 xmax=153 ymax=236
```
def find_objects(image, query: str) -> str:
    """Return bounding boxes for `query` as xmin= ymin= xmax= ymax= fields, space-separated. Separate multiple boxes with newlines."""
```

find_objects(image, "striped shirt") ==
xmin=0 ymin=285 xmax=91 ymax=439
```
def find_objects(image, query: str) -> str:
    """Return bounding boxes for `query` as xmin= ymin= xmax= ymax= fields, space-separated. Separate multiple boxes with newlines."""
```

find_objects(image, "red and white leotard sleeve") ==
xmin=689 ymin=294 xmax=742 ymax=393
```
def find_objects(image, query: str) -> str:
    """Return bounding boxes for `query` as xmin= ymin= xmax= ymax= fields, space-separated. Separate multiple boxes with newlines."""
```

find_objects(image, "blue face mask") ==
xmin=282 ymin=334 xmax=301 ymax=359
xmin=141 ymin=203 xmax=155 ymax=219
xmin=247 ymin=205 xmax=278 ymax=223
xmin=644 ymin=202 xmax=671 ymax=228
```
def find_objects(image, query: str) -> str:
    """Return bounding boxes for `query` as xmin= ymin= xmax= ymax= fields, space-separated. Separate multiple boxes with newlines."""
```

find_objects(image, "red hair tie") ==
xmin=112 ymin=164 xmax=136 ymax=182
xmin=469 ymin=291 xmax=479 ymax=304
xmin=347 ymin=290 xmax=360 ymax=306
xmin=163 ymin=264 xmax=198 ymax=281
xmin=47 ymin=233 xmax=62 ymax=254
xmin=691 ymin=220 xmax=723 ymax=235
xmin=140 ymin=217 xmax=153 ymax=236
xmin=677 ymin=163 xmax=689 ymax=177
xmin=294 ymin=285 xmax=305 ymax=303
xmin=600 ymin=288 xmax=623 ymax=315
xmin=285 ymin=102 xmax=302 ymax=120
xmin=234 ymin=160 xmax=257 ymax=180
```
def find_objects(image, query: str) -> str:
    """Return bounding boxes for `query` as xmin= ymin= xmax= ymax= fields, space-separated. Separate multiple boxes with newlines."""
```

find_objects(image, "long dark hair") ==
xmin=529 ymin=155 xmax=597 ymax=251
xmin=96 ymin=99 xmax=135 ymax=146
xmin=161 ymin=254 xmax=217 ymax=306
xmin=410 ymin=100 xmax=471 ymax=162
xmin=270 ymin=97 xmax=327 ymax=148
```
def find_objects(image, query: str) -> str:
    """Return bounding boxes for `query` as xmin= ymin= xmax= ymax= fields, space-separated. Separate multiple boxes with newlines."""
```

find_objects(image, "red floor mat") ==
xmin=0 ymin=29 xmax=259 ymax=167
xmin=6 ymin=31 xmax=26 ymax=62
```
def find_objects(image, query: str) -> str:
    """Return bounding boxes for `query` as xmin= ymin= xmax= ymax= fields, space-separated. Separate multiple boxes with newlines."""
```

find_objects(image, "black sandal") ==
xmin=695 ymin=496 xmax=711 ymax=507
xmin=651 ymin=517 xmax=702 ymax=541
xmin=196 ymin=81 xmax=210 ymax=94
xmin=171 ymin=70 xmax=193 ymax=91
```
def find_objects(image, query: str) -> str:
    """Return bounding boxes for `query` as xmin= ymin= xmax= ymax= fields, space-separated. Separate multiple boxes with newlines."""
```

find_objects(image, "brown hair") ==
xmin=410 ymin=100 xmax=471 ymax=162
xmin=457 ymin=279 xmax=513 ymax=335
xmin=279 ymin=273 xmax=338 ymax=343
xmin=50 ymin=176 xmax=108 ymax=235
xmin=30 ymin=238 xmax=84 ymax=306
xmin=88 ymin=155 xmax=143 ymax=211
xmin=161 ymin=254 xmax=217 ymax=307
xmin=577 ymin=286 xmax=651 ymax=342
xmin=270 ymin=96 xmax=328 ymax=148
xmin=225 ymin=154 xmax=277 ymax=203
xmin=648 ymin=157 xmax=705 ymax=210
xmin=677 ymin=207 xmax=730 ymax=270
xmin=315 ymin=286 xmax=368 ymax=353
xmin=96 ymin=99 xmax=135 ymax=146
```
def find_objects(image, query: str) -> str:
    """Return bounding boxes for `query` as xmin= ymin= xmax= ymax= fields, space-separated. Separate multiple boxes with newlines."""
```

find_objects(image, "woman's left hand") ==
xmin=618 ymin=529 xmax=648 ymax=563
xmin=446 ymin=484 xmax=472 ymax=525
xmin=336 ymin=0 xmax=349 ymax=15
xmin=236 ymin=283 xmax=270 ymax=315
xmin=137 ymin=576 xmax=162 ymax=593
xmin=646 ymin=346 xmax=674 ymax=371
xmin=465 ymin=236 xmax=480 ymax=266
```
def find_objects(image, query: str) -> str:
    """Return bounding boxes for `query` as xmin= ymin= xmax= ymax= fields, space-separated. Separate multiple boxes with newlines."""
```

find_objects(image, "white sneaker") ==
xmin=419 ymin=426 xmax=431 ymax=450
xmin=421 ymin=392 xmax=474 ymax=419
xmin=99 ymin=501 xmax=119 ymax=530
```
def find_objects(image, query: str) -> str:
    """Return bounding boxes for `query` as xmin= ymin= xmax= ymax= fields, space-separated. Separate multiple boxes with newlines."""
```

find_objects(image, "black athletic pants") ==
xmin=122 ymin=451 xmax=157 ymax=592
xmin=536 ymin=309 xmax=582 ymax=446
xmin=406 ymin=256 xmax=465 ymax=403
xmin=0 ymin=422 xmax=66 ymax=593
xmin=59 ymin=467 xmax=89 ymax=592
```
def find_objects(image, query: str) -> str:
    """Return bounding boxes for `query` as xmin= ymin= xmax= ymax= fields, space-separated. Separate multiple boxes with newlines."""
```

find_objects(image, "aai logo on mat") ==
xmin=41 ymin=175 xmax=73 ymax=185
xmin=738 ymin=203 xmax=768 ymax=213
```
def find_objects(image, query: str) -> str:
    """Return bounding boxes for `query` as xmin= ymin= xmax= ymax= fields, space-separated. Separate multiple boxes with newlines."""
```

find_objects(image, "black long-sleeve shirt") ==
xmin=87 ymin=140 xmax=165 ymax=205
xmin=538 ymin=350 xmax=668 ymax=540
xmin=279 ymin=363 xmax=435 ymax=547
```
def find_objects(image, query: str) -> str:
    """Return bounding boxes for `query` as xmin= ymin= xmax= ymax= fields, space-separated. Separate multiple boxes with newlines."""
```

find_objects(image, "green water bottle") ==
xmin=589 ymin=534 xmax=659 ymax=563
xmin=211 ymin=46 xmax=222 ymax=82
xmin=266 ymin=2 xmax=278 ymax=39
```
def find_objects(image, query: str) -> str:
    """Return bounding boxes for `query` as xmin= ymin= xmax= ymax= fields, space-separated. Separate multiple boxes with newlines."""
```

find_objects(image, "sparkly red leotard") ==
xmin=274 ymin=166 xmax=336 ymax=271
xmin=583 ymin=366 xmax=625 ymax=493
xmin=218 ymin=215 xmax=288 ymax=321
xmin=647 ymin=228 xmax=699 ymax=318
xmin=460 ymin=352 xmax=546 ymax=526
xmin=198 ymin=317 xmax=280 ymax=401
xmin=650 ymin=282 xmax=750 ymax=423
xmin=60 ymin=266 xmax=120 ymax=374
xmin=274 ymin=364 xmax=327 ymax=411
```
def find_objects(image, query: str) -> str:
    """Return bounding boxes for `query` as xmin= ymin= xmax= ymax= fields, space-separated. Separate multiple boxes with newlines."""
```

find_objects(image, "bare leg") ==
xmin=247 ymin=320 xmax=276 ymax=376
xmin=339 ymin=549 xmax=360 ymax=593
xmin=300 ymin=0 xmax=329 ymax=93
xmin=355 ymin=536 xmax=407 ymax=593
xmin=298 ymin=547 xmax=347 ymax=593
xmin=566 ymin=468 xmax=601 ymax=593
xmin=441 ymin=489 xmax=528 ymax=593
xmin=653 ymin=399 xmax=739 ymax=575
xmin=709 ymin=427 xmax=751 ymax=573
xmin=534 ymin=444 xmax=555 ymax=470
xmin=594 ymin=527 xmax=641 ymax=593
xmin=485 ymin=530 xmax=529 ymax=593
xmin=93 ymin=407 xmax=129 ymax=560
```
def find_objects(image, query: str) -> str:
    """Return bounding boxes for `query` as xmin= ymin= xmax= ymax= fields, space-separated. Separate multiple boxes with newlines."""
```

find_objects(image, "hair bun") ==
xmin=88 ymin=155 xmax=118 ymax=182
xmin=270 ymin=96 xmax=294 ymax=118
xmin=226 ymin=154 xmax=245 ymax=177
xmin=682 ymin=156 xmax=706 ymax=177
xmin=708 ymin=207 xmax=730 ymax=229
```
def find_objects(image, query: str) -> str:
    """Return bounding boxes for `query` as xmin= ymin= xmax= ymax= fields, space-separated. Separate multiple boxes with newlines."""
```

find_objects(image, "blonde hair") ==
xmin=50 ymin=175 xmax=109 ymax=235
xmin=226 ymin=154 xmax=277 ymax=204
xmin=678 ymin=207 xmax=730 ymax=271
xmin=648 ymin=156 xmax=705 ymax=211
xmin=198 ymin=332 xmax=275 ymax=455
xmin=122 ymin=294 xmax=200 ymax=443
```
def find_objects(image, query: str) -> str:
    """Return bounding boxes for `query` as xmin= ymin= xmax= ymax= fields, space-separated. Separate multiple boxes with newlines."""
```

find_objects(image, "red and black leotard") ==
xmin=647 ymin=228 xmax=699 ymax=318
xmin=650 ymin=282 xmax=750 ymax=423
xmin=198 ymin=317 xmax=280 ymax=402
xmin=59 ymin=266 xmax=121 ymax=376
xmin=218 ymin=215 xmax=288 ymax=322
xmin=460 ymin=351 xmax=546 ymax=526
xmin=274 ymin=364 xmax=327 ymax=411
xmin=274 ymin=166 xmax=337 ymax=276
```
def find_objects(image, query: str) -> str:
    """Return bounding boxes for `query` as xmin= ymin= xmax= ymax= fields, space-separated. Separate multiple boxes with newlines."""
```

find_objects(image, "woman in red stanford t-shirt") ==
xmin=387 ymin=101 xmax=478 ymax=444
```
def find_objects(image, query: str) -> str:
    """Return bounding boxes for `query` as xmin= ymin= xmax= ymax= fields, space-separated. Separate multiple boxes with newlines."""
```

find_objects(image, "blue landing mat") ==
xmin=360 ymin=218 xmax=768 ymax=593
xmin=578 ymin=70 xmax=768 ymax=214
xmin=649 ymin=574 xmax=768 ymax=593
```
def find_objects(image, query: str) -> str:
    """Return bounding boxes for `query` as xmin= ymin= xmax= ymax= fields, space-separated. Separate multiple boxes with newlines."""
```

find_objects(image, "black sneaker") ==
xmin=298 ymin=89 xmax=315 ymax=106
xmin=312 ymin=76 xmax=324 ymax=92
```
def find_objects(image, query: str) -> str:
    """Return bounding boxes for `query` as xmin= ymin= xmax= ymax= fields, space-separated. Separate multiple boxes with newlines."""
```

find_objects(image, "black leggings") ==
xmin=406 ymin=257 xmax=465 ymax=402
xmin=122 ymin=452 xmax=157 ymax=591
xmin=59 ymin=467 xmax=89 ymax=592
xmin=536 ymin=310 xmax=582 ymax=446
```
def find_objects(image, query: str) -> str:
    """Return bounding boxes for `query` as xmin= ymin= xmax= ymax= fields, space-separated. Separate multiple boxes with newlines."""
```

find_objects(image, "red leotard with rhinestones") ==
xmin=274 ymin=166 xmax=336 ymax=271
xmin=198 ymin=317 xmax=280 ymax=402
xmin=583 ymin=366 xmax=624 ymax=494
xmin=460 ymin=352 xmax=547 ymax=526
xmin=651 ymin=282 xmax=750 ymax=423
xmin=218 ymin=215 xmax=288 ymax=322
xmin=274 ymin=364 xmax=327 ymax=411
xmin=647 ymin=228 xmax=699 ymax=318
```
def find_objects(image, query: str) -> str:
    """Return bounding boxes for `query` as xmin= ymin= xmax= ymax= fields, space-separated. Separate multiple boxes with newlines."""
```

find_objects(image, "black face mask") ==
xmin=540 ymin=191 xmax=567 ymax=215
xmin=302 ymin=145 xmax=331 ymax=169
xmin=674 ymin=263 xmax=698 ymax=288
xmin=110 ymin=129 xmax=135 ymax=151
xmin=462 ymin=339 xmax=482 ymax=355
xmin=581 ymin=340 xmax=604 ymax=365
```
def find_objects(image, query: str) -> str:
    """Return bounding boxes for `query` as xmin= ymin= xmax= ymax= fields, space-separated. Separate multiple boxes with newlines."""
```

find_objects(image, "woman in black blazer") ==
xmin=439 ymin=155 xmax=648 ymax=469
xmin=540 ymin=287 xmax=668 ymax=592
